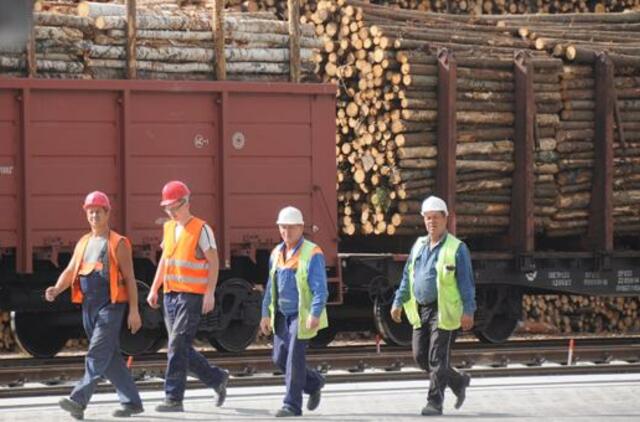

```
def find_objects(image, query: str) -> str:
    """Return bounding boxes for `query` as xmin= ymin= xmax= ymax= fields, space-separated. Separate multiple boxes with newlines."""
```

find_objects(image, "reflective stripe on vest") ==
xmin=69 ymin=231 xmax=130 ymax=305
xmin=402 ymin=233 xmax=463 ymax=330
xmin=162 ymin=217 xmax=209 ymax=295
xmin=267 ymin=239 xmax=329 ymax=340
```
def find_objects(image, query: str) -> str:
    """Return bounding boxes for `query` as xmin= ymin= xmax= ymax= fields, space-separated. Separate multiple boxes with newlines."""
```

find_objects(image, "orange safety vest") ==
xmin=162 ymin=217 xmax=210 ymax=295
xmin=69 ymin=231 xmax=130 ymax=304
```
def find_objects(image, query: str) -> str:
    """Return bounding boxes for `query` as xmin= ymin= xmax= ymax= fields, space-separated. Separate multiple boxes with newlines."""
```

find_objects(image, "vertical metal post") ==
xmin=126 ymin=0 xmax=137 ymax=79
xmin=17 ymin=89 xmax=32 ymax=273
xmin=288 ymin=0 xmax=301 ymax=83
xmin=119 ymin=90 xmax=131 ymax=236
xmin=219 ymin=91 xmax=230 ymax=269
xmin=213 ymin=0 xmax=226 ymax=80
xmin=436 ymin=48 xmax=457 ymax=234
xmin=589 ymin=53 xmax=614 ymax=253
xmin=26 ymin=10 xmax=36 ymax=78
xmin=511 ymin=51 xmax=535 ymax=256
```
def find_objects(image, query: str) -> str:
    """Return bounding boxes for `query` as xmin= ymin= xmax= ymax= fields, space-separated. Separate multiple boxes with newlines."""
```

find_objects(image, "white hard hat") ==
xmin=421 ymin=195 xmax=449 ymax=216
xmin=276 ymin=206 xmax=304 ymax=225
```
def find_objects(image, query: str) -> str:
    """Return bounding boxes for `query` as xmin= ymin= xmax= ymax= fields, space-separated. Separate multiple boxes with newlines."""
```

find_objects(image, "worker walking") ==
xmin=390 ymin=196 xmax=476 ymax=416
xmin=45 ymin=191 xmax=144 ymax=419
xmin=146 ymin=180 xmax=229 ymax=412
xmin=260 ymin=206 xmax=328 ymax=417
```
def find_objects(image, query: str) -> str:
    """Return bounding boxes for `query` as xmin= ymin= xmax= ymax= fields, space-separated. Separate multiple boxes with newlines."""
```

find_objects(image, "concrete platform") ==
xmin=1 ymin=372 xmax=638 ymax=421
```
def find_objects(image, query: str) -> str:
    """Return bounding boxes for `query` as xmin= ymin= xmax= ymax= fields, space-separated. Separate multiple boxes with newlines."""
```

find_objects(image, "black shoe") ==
xmin=58 ymin=397 xmax=84 ymax=420
xmin=275 ymin=406 xmax=300 ymax=417
xmin=155 ymin=399 xmax=184 ymax=412
xmin=421 ymin=403 xmax=443 ymax=416
xmin=112 ymin=404 xmax=144 ymax=417
xmin=307 ymin=378 xmax=325 ymax=411
xmin=215 ymin=370 xmax=230 ymax=407
xmin=454 ymin=372 xmax=471 ymax=410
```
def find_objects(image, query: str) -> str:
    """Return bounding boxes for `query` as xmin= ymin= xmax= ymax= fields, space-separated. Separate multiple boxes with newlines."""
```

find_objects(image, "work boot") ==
xmin=454 ymin=372 xmax=471 ymax=410
xmin=215 ymin=370 xmax=230 ymax=407
xmin=421 ymin=403 xmax=443 ymax=416
xmin=275 ymin=406 xmax=300 ymax=417
xmin=155 ymin=399 xmax=184 ymax=412
xmin=307 ymin=378 xmax=325 ymax=411
xmin=112 ymin=403 xmax=144 ymax=417
xmin=58 ymin=397 xmax=84 ymax=420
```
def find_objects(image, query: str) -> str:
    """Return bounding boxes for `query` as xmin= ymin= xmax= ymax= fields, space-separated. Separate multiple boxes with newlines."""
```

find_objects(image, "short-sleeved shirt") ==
xmin=161 ymin=220 xmax=217 ymax=259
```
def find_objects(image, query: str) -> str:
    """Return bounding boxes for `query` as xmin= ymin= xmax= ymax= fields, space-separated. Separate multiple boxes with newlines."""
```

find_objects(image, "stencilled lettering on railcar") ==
xmin=549 ymin=271 xmax=572 ymax=287
xmin=0 ymin=165 xmax=13 ymax=175
xmin=584 ymin=271 xmax=608 ymax=287
xmin=616 ymin=270 xmax=640 ymax=292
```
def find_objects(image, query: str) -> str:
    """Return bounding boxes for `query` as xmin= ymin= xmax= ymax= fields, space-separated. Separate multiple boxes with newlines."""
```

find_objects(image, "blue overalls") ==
xmin=69 ymin=241 xmax=142 ymax=409
xmin=163 ymin=291 xmax=227 ymax=402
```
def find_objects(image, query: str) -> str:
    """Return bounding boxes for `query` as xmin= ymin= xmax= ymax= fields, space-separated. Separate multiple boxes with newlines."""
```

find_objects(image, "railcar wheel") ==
xmin=373 ymin=296 xmax=412 ymax=347
xmin=120 ymin=280 xmax=165 ymax=355
xmin=11 ymin=311 xmax=69 ymax=358
xmin=309 ymin=325 xmax=338 ymax=349
xmin=208 ymin=278 xmax=261 ymax=353
xmin=474 ymin=315 xmax=519 ymax=344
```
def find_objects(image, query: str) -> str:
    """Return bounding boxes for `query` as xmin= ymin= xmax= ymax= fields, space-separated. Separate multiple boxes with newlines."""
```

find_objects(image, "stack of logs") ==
xmin=523 ymin=295 xmax=640 ymax=334
xmin=33 ymin=0 xmax=639 ymax=23
xmin=1 ymin=1 xmax=321 ymax=81
xmin=140 ymin=0 xmax=640 ymax=17
xmin=310 ymin=0 xmax=640 ymax=237
xmin=0 ymin=312 xmax=15 ymax=352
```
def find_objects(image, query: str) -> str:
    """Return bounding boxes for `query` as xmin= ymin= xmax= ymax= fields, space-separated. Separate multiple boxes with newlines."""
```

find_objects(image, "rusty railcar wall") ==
xmin=0 ymin=79 xmax=337 ymax=275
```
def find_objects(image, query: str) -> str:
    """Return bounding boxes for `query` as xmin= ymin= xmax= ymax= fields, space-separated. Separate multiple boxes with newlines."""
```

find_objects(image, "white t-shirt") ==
xmin=162 ymin=222 xmax=217 ymax=259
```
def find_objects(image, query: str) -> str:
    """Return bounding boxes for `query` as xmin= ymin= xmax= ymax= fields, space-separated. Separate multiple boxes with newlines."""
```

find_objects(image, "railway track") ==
xmin=0 ymin=338 xmax=638 ymax=399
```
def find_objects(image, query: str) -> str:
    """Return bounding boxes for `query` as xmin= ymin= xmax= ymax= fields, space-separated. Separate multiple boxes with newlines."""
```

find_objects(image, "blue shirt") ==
xmin=393 ymin=233 xmax=477 ymax=316
xmin=261 ymin=237 xmax=328 ymax=318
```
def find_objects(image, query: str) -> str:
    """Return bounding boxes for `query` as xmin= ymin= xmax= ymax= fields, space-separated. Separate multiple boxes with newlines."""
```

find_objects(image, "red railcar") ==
xmin=0 ymin=79 xmax=339 ymax=356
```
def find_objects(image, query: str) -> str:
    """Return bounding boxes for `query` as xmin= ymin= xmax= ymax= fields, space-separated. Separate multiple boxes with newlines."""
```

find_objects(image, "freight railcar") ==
xmin=0 ymin=77 xmax=639 ymax=358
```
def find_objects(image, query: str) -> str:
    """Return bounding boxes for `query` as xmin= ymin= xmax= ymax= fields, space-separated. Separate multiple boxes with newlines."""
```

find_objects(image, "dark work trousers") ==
xmin=412 ymin=303 xmax=466 ymax=410
xmin=163 ymin=291 xmax=226 ymax=402
xmin=272 ymin=312 xmax=324 ymax=415
xmin=70 ymin=271 xmax=142 ymax=409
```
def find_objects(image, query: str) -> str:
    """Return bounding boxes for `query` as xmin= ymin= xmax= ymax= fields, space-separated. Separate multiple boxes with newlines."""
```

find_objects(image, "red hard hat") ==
xmin=83 ymin=191 xmax=111 ymax=210
xmin=161 ymin=181 xmax=191 ymax=206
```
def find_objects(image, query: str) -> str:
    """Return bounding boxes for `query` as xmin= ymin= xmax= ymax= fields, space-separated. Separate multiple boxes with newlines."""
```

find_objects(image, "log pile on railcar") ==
xmin=523 ymin=294 xmax=640 ymax=333
xmin=308 ymin=0 xmax=640 ymax=238
xmin=67 ymin=0 xmax=640 ymax=19
xmin=1 ymin=2 xmax=322 ymax=81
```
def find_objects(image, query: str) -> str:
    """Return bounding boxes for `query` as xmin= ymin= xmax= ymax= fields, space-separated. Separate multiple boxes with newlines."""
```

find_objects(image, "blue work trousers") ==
xmin=163 ymin=291 xmax=226 ymax=402
xmin=272 ymin=312 xmax=324 ymax=415
xmin=70 ymin=272 xmax=142 ymax=408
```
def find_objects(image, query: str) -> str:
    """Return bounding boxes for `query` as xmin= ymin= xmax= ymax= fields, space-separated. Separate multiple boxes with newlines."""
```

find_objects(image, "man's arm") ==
xmin=308 ymin=252 xmax=329 ymax=318
xmin=260 ymin=256 xmax=273 ymax=335
xmin=45 ymin=245 xmax=79 ymax=302
xmin=201 ymin=246 xmax=219 ymax=314
xmin=116 ymin=239 xmax=142 ymax=333
xmin=455 ymin=243 xmax=476 ymax=316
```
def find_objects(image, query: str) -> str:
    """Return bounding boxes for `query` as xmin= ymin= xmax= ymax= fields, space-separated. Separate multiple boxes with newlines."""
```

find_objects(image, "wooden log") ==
xmin=213 ymin=0 xmax=226 ymax=80
xmin=88 ymin=45 xmax=316 ymax=63
xmin=288 ymin=0 xmax=300 ymax=82
xmin=127 ymin=0 xmax=137 ymax=79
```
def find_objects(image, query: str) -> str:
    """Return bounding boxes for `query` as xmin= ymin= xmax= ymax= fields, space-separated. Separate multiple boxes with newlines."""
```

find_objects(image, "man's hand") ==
xmin=390 ymin=306 xmax=403 ymax=323
xmin=146 ymin=290 xmax=159 ymax=309
xmin=202 ymin=293 xmax=215 ymax=314
xmin=128 ymin=309 xmax=142 ymax=334
xmin=260 ymin=316 xmax=271 ymax=336
xmin=461 ymin=314 xmax=474 ymax=331
xmin=306 ymin=315 xmax=320 ymax=331
xmin=44 ymin=286 xmax=59 ymax=302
